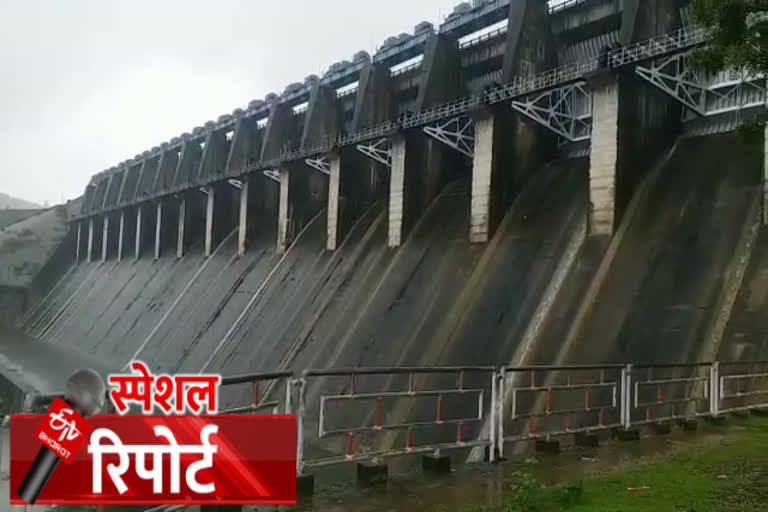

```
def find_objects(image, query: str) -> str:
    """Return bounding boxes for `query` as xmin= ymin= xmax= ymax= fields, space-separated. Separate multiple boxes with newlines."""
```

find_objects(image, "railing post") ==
xmin=710 ymin=361 xmax=720 ymax=417
xmin=295 ymin=378 xmax=306 ymax=476
xmin=489 ymin=369 xmax=498 ymax=462
xmin=622 ymin=364 xmax=633 ymax=430
xmin=497 ymin=368 xmax=505 ymax=460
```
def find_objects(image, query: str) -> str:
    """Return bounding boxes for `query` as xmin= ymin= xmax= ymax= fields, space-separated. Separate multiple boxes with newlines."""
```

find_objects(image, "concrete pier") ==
xmin=117 ymin=211 xmax=125 ymax=261
xmin=388 ymin=135 xmax=407 ymax=248
xmin=175 ymin=138 xmax=203 ymax=187
xmin=278 ymin=169 xmax=291 ymax=254
xmin=198 ymin=128 xmax=230 ymax=183
xmin=588 ymin=72 xmax=620 ymax=236
xmin=226 ymin=116 xmax=262 ymax=175
xmin=238 ymin=178 xmax=249 ymax=256
xmin=101 ymin=215 xmax=109 ymax=262
xmin=154 ymin=202 xmax=163 ymax=260
xmin=135 ymin=205 xmax=143 ymax=260
xmin=327 ymin=154 xmax=341 ymax=251
xmin=177 ymin=198 xmax=187 ymax=258
xmin=205 ymin=187 xmax=215 ymax=257
xmin=87 ymin=218 xmax=94 ymax=262
xmin=470 ymin=111 xmax=499 ymax=244
xmin=75 ymin=222 xmax=82 ymax=263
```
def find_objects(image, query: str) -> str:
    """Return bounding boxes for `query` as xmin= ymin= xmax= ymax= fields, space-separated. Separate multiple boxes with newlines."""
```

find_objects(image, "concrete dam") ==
xmin=3 ymin=0 xmax=768 ymax=485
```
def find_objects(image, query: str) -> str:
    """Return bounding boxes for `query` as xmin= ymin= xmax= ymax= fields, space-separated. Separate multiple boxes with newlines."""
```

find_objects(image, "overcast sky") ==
xmin=0 ymin=0 xmax=456 ymax=206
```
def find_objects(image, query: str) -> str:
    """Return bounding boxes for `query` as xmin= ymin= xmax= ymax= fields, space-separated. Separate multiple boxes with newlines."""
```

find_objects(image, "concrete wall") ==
xmin=302 ymin=84 xmax=339 ymax=148
xmin=226 ymin=117 xmax=262 ymax=175
xmin=469 ymin=0 xmax=558 ymax=243
xmin=612 ymin=0 xmax=682 ymax=229
xmin=261 ymin=101 xmax=298 ymax=162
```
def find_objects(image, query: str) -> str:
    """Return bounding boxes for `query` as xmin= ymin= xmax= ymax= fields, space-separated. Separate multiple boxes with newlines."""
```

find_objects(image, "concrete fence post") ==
xmin=489 ymin=370 xmax=499 ymax=462
xmin=497 ymin=368 xmax=506 ymax=461
xmin=710 ymin=361 xmax=720 ymax=417
xmin=295 ymin=378 xmax=306 ymax=476
xmin=622 ymin=364 xmax=633 ymax=430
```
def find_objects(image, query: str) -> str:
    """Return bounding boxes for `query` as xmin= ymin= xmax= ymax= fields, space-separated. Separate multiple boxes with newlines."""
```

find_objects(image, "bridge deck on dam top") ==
xmin=72 ymin=23 xmax=709 ymax=221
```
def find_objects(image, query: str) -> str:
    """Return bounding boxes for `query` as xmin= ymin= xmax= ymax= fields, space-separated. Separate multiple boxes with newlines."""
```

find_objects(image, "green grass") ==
xmin=458 ymin=417 xmax=768 ymax=512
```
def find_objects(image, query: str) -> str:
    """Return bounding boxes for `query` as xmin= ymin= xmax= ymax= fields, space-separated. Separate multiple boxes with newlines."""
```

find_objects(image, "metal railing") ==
xmin=9 ymin=360 xmax=768 ymax=480
xmin=497 ymin=365 xmax=624 ymax=458
xmin=219 ymin=371 xmax=293 ymax=415
xmin=459 ymin=26 xmax=509 ymax=50
xmin=548 ymin=0 xmax=589 ymax=15
xmin=716 ymin=361 xmax=768 ymax=415
xmin=609 ymin=26 xmax=709 ymax=68
xmin=624 ymin=363 xmax=713 ymax=428
xmin=295 ymin=366 xmax=497 ymax=472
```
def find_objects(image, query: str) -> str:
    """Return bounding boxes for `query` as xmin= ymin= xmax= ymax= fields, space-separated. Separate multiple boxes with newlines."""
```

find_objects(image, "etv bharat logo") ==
xmin=33 ymin=397 xmax=92 ymax=464
xmin=49 ymin=408 xmax=83 ymax=442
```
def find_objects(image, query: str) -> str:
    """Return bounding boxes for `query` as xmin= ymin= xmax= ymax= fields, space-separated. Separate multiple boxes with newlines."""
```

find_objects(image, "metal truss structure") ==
xmin=423 ymin=116 xmax=475 ymax=157
xmin=262 ymin=169 xmax=281 ymax=183
xmin=511 ymin=82 xmax=592 ymax=142
xmin=355 ymin=138 xmax=392 ymax=167
xmin=304 ymin=156 xmax=331 ymax=175
xmin=636 ymin=51 xmax=768 ymax=117
xmin=609 ymin=26 xmax=708 ymax=68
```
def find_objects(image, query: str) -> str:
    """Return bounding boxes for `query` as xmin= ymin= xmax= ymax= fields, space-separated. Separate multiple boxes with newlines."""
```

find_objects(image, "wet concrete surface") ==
xmin=550 ymin=134 xmax=762 ymax=366
xmin=719 ymin=229 xmax=768 ymax=361
xmin=0 ymin=326 xmax=116 ymax=395
xmin=11 ymin=133 xmax=767 ymax=488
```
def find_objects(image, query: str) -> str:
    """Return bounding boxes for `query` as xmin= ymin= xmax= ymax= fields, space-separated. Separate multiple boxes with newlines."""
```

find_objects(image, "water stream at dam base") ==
xmin=290 ymin=426 xmax=731 ymax=512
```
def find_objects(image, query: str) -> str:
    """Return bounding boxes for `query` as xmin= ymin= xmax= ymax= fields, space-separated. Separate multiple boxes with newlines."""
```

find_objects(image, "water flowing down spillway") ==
xmin=543 ymin=134 xmax=762 ymax=367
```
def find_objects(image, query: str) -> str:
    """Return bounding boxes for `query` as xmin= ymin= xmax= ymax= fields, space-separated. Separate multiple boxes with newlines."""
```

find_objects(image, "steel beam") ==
xmin=305 ymin=156 xmax=331 ymax=175
xmin=355 ymin=138 xmax=392 ymax=167
xmin=511 ymin=82 xmax=592 ymax=142
xmin=423 ymin=116 xmax=475 ymax=158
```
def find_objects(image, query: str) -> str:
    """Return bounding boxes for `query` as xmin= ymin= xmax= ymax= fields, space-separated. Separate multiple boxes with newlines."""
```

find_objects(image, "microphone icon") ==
xmin=16 ymin=368 xmax=106 ymax=504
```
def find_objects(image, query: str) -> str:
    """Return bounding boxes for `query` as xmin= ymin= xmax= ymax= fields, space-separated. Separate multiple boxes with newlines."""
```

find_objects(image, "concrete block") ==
xmin=201 ymin=505 xmax=240 ymax=512
xmin=357 ymin=461 xmax=388 ymax=486
xmin=652 ymin=422 xmax=672 ymax=435
xmin=484 ymin=445 xmax=505 ymax=463
xmin=535 ymin=438 xmax=560 ymax=454
xmin=677 ymin=419 xmax=698 ymax=432
xmin=613 ymin=428 xmax=640 ymax=441
xmin=422 ymin=454 xmax=451 ymax=475
xmin=296 ymin=473 xmax=315 ymax=496
xmin=574 ymin=432 xmax=599 ymax=448
xmin=703 ymin=415 xmax=727 ymax=426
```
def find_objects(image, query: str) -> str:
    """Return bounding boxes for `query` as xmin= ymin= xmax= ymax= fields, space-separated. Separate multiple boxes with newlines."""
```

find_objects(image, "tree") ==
xmin=692 ymin=0 xmax=768 ymax=141
xmin=692 ymin=0 xmax=768 ymax=76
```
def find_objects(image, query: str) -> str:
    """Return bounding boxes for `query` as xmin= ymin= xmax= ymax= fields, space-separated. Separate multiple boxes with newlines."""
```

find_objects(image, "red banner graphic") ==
xmin=11 ymin=415 xmax=296 ymax=505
